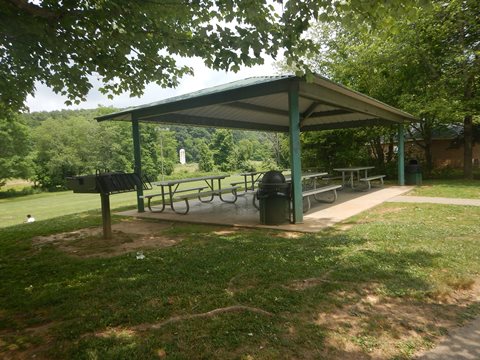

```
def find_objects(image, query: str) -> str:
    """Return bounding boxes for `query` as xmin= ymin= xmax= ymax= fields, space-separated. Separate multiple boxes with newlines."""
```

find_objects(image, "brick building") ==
xmin=405 ymin=125 xmax=480 ymax=168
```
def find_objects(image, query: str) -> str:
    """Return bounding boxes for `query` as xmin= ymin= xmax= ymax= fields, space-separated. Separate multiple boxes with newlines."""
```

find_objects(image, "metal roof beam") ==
xmin=301 ymin=118 xmax=395 ymax=131
xmin=309 ymin=109 xmax=352 ymax=118
xmin=225 ymin=101 xmax=289 ymax=117
xmin=299 ymin=101 xmax=320 ymax=128
xmin=139 ymin=113 xmax=289 ymax=132
xmin=299 ymin=82 xmax=407 ymax=123
xmin=128 ymin=79 xmax=293 ymax=120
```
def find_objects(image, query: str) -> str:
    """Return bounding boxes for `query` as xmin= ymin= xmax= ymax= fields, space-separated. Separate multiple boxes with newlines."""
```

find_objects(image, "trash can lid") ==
xmin=261 ymin=170 xmax=285 ymax=184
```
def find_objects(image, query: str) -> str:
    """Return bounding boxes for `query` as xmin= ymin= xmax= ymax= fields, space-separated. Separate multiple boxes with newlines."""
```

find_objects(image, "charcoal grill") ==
xmin=66 ymin=171 xmax=152 ymax=239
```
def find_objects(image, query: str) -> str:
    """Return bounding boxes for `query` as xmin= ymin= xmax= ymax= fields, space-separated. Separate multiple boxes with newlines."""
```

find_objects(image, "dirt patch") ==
xmin=213 ymin=229 xmax=240 ymax=236
xmin=312 ymin=281 xmax=480 ymax=359
xmin=276 ymin=231 xmax=304 ymax=239
xmin=353 ymin=205 xmax=409 ymax=225
xmin=96 ymin=327 xmax=137 ymax=340
xmin=284 ymin=271 xmax=334 ymax=290
xmin=32 ymin=219 xmax=180 ymax=258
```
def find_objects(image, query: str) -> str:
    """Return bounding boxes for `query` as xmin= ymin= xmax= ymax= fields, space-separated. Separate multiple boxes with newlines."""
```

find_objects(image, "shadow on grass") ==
xmin=0 ymin=221 xmax=476 ymax=359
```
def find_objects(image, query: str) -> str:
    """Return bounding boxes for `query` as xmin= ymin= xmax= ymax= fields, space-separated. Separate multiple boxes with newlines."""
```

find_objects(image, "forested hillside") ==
xmin=0 ymin=108 xmax=288 ymax=189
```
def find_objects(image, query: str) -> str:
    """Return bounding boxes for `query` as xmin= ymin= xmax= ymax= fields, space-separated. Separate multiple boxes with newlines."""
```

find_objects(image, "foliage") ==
xmin=293 ymin=0 xmax=480 ymax=178
xmin=301 ymin=129 xmax=372 ymax=171
xmin=0 ymin=111 xmax=32 ymax=187
xmin=170 ymin=126 xmax=214 ymax=163
xmin=0 ymin=187 xmax=42 ymax=199
xmin=32 ymin=116 xmax=100 ymax=189
xmin=1 ymin=0 xmax=422 ymax=112
xmin=138 ymin=126 xmax=178 ymax=180
xmin=211 ymin=129 xmax=236 ymax=171
xmin=262 ymin=133 xmax=290 ymax=169
xmin=198 ymin=141 xmax=215 ymax=173
xmin=28 ymin=110 xmax=174 ymax=188
xmin=19 ymin=108 xmax=283 ymax=187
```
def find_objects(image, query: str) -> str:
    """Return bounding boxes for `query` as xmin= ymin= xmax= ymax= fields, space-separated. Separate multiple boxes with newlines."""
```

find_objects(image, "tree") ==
xmin=198 ymin=141 xmax=215 ymax=172
xmin=435 ymin=0 xmax=480 ymax=179
xmin=211 ymin=129 xmax=236 ymax=171
xmin=32 ymin=116 xmax=99 ymax=188
xmin=151 ymin=128 xmax=178 ymax=179
xmin=301 ymin=130 xmax=372 ymax=171
xmin=280 ymin=1 xmax=479 ymax=178
xmin=1 ymin=0 xmax=420 ymax=112
xmin=0 ymin=111 xmax=32 ymax=187
xmin=29 ymin=110 xmax=170 ymax=188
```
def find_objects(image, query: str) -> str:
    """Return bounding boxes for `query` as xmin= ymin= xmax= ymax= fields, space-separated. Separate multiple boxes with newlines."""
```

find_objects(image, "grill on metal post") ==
xmin=66 ymin=170 xmax=152 ymax=239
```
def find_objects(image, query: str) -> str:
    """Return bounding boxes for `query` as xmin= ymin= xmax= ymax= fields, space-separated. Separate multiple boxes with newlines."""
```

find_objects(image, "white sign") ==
xmin=179 ymin=148 xmax=186 ymax=164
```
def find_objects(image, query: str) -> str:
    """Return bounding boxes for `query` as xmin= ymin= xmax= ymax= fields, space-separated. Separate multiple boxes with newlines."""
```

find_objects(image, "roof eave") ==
xmin=96 ymin=76 xmax=297 ymax=122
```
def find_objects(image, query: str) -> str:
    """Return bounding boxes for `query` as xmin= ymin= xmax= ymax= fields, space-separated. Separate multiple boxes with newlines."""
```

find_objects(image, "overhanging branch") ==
xmin=6 ymin=0 xmax=66 ymax=19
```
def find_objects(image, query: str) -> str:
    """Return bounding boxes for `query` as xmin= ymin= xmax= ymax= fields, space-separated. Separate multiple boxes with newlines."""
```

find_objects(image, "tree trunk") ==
xmin=387 ymin=135 xmax=394 ymax=163
xmin=424 ymin=142 xmax=433 ymax=178
xmin=464 ymin=114 xmax=473 ymax=179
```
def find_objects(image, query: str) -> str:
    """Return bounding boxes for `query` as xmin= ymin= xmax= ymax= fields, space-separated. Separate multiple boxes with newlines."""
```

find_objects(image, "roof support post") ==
xmin=397 ymin=123 xmax=405 ymax=185
xmin=288 ymin=83 xmax=303 ymax=223
xmin=132 ymin=117 xmax=145 ymax=212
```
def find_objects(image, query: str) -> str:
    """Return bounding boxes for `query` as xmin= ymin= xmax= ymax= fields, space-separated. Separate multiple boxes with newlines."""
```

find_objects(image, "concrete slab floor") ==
xmin=117 ymin=186 xmax=413 ymax=233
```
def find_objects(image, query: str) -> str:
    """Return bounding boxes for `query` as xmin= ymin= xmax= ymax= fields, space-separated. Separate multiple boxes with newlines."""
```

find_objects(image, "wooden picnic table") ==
xmin=333 ymin=166 xmax=375 ymax=189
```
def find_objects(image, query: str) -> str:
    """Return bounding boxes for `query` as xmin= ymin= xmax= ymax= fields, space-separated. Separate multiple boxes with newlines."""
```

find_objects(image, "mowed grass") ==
xmin=0 ymin=175 xmax=249 ymax=228
xmin=1 ymin=200 xmax=480 ymax=359
xmin=0 ymin=191 xmax=137 ymax=227
xmin=409 ymin=179 xmax=480 ymax=199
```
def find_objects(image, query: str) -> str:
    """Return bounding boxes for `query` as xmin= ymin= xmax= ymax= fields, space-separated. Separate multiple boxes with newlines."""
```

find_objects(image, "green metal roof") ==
xmin=96 ymin=74 xmax=417 ymax=132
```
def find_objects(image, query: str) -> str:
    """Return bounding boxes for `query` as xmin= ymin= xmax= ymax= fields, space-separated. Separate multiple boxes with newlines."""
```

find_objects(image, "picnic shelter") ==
xmin=96 ymin=74 xmax=417 ymax=224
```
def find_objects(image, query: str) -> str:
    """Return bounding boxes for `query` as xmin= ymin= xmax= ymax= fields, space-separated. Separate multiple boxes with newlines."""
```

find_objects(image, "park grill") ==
xmin=66 ymin=171 xmax=152 ymax=239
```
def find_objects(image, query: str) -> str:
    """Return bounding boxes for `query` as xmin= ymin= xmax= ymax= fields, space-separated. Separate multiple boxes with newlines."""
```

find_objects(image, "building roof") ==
xmin=96 ymin=74 xmax=417 ymax=132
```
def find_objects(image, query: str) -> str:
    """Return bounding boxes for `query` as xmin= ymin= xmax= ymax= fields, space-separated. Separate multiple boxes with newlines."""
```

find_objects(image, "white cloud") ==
xmin=25 ymin=56 xmax=280 ymax=113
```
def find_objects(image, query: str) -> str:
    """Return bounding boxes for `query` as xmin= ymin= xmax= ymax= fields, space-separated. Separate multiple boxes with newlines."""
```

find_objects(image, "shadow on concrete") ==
xmin=118 ymin=186 xmax=413 ymax=232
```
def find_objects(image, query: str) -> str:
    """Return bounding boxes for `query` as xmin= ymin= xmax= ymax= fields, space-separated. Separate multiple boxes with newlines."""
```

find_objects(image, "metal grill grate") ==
xmin=66 ymin=171 xmax=152 ymax=195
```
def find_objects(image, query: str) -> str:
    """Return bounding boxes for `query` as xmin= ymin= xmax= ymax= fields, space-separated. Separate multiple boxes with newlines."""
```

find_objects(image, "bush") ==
xmin=429 ymin=166 xmax=463 ymax=179
xmin=0 ymin=186 xmax=43 ymax=199
xmin=238 ymin=160 xmax=257 ymax=172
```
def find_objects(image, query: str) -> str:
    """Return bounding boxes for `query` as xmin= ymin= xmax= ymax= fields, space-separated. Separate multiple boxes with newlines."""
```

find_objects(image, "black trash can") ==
xmin=257 ymin=170 xmax=291 ymax=225
xmin=405 ymin=159 xmax=422 ymax=185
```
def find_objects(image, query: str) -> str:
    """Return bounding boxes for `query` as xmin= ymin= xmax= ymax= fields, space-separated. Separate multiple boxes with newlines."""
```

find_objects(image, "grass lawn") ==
xmin=408 ymin=179 xmax=480 ymax=199
xmin=1 ymin=198 xmax=480 ymax=359
xmin=0 ymin=175 xmax=249 ymax=228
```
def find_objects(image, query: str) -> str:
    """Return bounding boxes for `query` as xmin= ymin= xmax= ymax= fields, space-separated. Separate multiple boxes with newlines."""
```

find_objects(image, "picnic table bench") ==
xmin=140 ymin=186 xmax=208 ymax=213
xmin=142 ymin=175 xmax=238 ymax=214
xmin=359 ymin=175 xmax=386 ymax=190
xmin=302 ymin=184 xmax=342 ymax=212
xmin=333 ymin=166 xmax=385 ymax=189
xmin=174 ymin=186 xmax=239 ymax=214
xmin=320 ymin=174 xmax=343 ymax=183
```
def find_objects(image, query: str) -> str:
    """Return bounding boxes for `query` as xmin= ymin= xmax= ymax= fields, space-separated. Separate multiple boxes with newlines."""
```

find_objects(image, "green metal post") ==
xmin=398 ymin=123 xmax=405 ymax=186
xmin=132 ymin=117 xmax=145 ymax=212
xmin=288 ymin=83 xmax=303 ymax=223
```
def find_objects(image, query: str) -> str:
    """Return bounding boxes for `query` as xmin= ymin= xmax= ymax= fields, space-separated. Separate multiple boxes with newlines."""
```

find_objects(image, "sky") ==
xmin=25 ymin=56 xmax=281 ymax=113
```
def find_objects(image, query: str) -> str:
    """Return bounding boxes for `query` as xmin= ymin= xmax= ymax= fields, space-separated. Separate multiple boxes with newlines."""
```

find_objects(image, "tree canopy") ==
xmin=0 ymin=111 xmax=32 ymax=186
xmin=278 ymin=0 xmax=479 ymax=178
xmin=1 ymin=0 xmax=419 ymax=111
